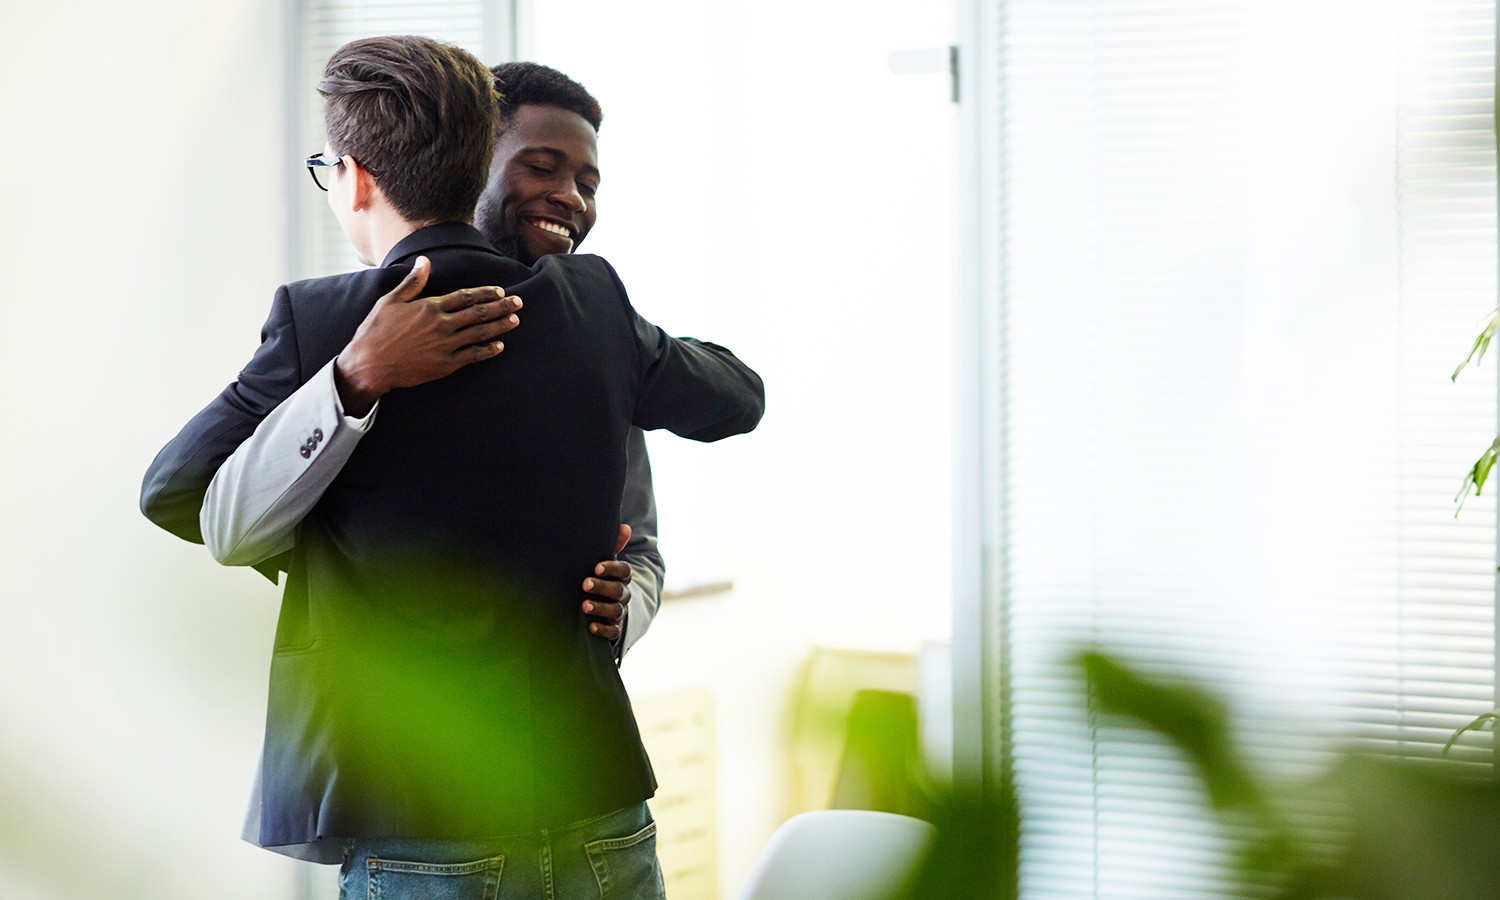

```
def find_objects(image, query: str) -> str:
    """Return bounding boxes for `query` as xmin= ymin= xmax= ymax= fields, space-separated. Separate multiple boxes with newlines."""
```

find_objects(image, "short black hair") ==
xmin=320 ymin=35 xmax=499 ymax=225
xmin=490 ymin=62 xmax=603 ymax=134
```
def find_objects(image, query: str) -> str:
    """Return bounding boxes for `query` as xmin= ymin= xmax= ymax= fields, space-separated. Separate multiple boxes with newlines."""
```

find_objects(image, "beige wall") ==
xmin=0 ymin=2 xmax=300 ymax=897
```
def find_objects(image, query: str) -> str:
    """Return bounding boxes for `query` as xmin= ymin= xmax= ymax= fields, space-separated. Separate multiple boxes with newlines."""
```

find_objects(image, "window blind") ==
xmin=974 ymin=0 xmax=1498 ymax=896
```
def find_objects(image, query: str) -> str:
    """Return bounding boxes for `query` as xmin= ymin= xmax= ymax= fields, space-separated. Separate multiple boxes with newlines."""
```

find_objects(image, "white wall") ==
xmin=0 ymin=2 xmax=301 ymax=898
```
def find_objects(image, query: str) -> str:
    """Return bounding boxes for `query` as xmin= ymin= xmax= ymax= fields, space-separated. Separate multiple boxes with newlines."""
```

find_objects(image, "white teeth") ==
xmin=531 ymin=219 xmax=571 ymax=238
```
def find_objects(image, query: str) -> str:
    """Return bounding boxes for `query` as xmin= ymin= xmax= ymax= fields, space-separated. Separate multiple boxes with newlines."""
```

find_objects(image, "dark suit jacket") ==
xmin=141 ymin=223 xmax=764 ymax=847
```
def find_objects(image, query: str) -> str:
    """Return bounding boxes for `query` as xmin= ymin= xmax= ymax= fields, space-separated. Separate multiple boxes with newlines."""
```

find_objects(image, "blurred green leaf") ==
xmin=1299 ymin=755 xmax=1500 ymax=900
xmin=1078 ymin=651 xmax=1259 ymax=811
xmin=1077 ymin=651 xmax=1310 ymax=896
xmin=901 ymin=778 xmax=1020 ymax=900
xmin=1454 ymin=435 xmax=1500 ymax=512
xmin=1451 ymin=308 xmax=1499 ymax=381
xmin=890 ymin=648 xmax=1500 ymax=900
xmin=1442 ymin=710 xmax=1498 ymax=756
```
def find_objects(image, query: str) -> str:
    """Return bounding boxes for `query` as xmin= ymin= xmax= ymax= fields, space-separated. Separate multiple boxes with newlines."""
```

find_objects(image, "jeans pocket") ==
xmin=366 ymin=855 xmax=504 ymax=900
xmin=585 ymin=822 xmax=664 ymax=899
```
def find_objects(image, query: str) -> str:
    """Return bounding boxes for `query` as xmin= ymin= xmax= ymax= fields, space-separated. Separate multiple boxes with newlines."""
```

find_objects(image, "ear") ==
xmin=345 ymin=156 xmax=378 ymax=213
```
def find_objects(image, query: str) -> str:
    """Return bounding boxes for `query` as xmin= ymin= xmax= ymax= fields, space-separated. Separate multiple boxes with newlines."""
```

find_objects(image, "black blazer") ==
xmin=141 ymin=223 xmax=764 ymax=846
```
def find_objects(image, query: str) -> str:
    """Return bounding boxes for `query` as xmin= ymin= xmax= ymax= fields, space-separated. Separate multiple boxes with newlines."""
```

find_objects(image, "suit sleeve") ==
xmin=201 ymin=358 xmax=379 ymax=566
xmin=617 ymin=428 xmax=665 ymax=660
xmin=597 ymin=264 xmax=763 ymax=440
xmin=140 ymin=285 xmax=304 ymax=552
xmin=632 ymin=324 xmax=765 ymax=440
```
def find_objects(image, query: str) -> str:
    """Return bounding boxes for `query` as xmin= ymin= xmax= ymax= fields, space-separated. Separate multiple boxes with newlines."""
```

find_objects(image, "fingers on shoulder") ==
xmin=468 ymin=340 xmax=504 ymax=363
xmin=392 ymin=257 xmax=431 ymax=299
xmin=437 ymin=285 xmax=506 ymax=313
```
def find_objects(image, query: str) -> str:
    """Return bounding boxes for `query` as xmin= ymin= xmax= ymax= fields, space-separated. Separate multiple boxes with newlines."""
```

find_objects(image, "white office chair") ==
xmin=736 ymin=810 xmax=937 ymax=900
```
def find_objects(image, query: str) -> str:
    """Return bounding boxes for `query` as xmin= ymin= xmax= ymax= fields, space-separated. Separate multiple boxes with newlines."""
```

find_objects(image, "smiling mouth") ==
xmin=526 ymin=217 xmax=573 ymax=240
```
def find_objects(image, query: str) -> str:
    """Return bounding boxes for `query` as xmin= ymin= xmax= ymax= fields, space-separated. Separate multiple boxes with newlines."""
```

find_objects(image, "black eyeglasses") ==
xmin=305 ymin=152 xmax=345 ymax=191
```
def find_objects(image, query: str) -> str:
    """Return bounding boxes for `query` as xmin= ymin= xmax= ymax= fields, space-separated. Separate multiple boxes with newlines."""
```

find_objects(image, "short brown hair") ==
xmin=319 ymin=35 xmax=498 ymax=225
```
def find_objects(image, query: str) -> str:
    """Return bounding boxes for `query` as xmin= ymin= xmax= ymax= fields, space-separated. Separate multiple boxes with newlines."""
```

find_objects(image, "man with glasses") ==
xmin=144 ymin=66 xmax=681 ymax=657
xmin=141 ymin=36 xmax=762 ymax=896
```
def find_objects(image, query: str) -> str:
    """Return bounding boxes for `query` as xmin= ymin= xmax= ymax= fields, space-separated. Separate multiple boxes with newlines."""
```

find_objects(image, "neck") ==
xmin=365 ymin=214 xmax=474 ymax=266
xmin=361 ymin=209 xmax=422 ymax=267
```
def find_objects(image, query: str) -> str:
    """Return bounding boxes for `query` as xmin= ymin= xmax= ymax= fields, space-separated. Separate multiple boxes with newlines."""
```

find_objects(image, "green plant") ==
xmin=1452 ymin=308 xmax=1500 ymax=509
xmin=1074 ymin=651 xmax=1500 ymax=900
xmin=897 ymin=650 xmax=1500 ymax=899
xmin=1442 ymin=710 xmax=1498 ymax=755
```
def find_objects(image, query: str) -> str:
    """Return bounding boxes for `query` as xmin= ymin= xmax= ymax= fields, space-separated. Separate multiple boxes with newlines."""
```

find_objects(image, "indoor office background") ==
xmin=0 ymin=1 xmax=1494 ymax=900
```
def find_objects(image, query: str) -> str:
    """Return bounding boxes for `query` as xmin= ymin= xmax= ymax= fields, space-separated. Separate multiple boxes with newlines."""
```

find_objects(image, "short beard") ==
xmin=492 ymin=232 xmax=534 ymax=267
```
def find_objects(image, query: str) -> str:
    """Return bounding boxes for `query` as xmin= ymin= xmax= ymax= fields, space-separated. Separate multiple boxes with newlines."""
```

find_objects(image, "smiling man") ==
xmin=476 ymin=64 xmax=602 ymax=267
xmin=141 ymin=45 xmax=763 ymax=894
xmin=144 ymin=64 xmax=682 ymax=657
xmin=473 ymin=64 xmax=675 ymax=648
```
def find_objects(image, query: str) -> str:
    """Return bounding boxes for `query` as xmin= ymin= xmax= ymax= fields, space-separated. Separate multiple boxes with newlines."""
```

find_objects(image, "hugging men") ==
xmin=141 ymin=37 xmax=763 ymax=898
xmin=145 ymin=63 xmax=670 ymax=653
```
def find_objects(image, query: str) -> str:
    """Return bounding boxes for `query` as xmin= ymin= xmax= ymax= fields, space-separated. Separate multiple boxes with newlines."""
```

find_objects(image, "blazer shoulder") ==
xmin=539 ymin=252 xmax=621 ymax=281
xmin=282 ymin=267 xmax=407 ymax=316
xmin=531 ymin=253 xmax=633 ymax=310
xmin=280 ymin=267 xmax=411 ymax=367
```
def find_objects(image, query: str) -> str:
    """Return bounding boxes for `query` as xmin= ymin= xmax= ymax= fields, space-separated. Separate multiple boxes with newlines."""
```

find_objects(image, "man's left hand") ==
xmin=583 ymin=524 xmax=633 ymax=640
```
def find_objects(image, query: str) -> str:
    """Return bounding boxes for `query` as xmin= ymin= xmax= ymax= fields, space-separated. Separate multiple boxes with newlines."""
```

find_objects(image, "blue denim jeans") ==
xmin=336 ymin=802 xmax=664 ymax=900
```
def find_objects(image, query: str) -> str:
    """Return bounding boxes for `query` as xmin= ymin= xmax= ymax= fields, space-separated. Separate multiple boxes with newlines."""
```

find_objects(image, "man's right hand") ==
xmin=334 ymin=255 xmax=521 ymax=417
